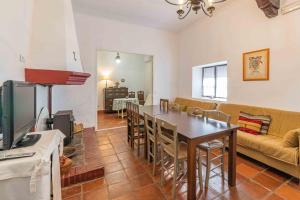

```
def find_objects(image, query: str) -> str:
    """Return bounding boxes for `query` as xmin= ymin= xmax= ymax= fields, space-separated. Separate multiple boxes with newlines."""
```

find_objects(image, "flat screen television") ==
xmin=1 ymin=80 xmax=40 ymax=150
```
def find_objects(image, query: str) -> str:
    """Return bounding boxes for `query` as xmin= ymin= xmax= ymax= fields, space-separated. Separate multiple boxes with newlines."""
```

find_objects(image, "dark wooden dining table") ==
xmin=135 ymin=105 xmax=238 ymax=200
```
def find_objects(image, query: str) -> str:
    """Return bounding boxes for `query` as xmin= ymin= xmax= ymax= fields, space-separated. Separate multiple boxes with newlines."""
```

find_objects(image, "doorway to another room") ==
xmin=97 ymin=50 xmax=153 ymax=130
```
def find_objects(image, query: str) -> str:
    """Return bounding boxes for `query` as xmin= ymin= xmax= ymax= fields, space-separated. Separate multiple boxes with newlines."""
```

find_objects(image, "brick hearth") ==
xmin=61 ymin=128 xmax=105 ymax=187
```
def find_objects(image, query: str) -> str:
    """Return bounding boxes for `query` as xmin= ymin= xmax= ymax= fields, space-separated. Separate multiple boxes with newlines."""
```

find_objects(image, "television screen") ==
xmin=1 ymin=81 xmax=36 ymax=149
xmin=14 ymin=84 xmax=36 ymax=141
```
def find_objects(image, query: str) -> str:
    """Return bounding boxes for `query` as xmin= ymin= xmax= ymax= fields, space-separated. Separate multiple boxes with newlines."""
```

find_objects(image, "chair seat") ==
xmin=198 ymin=140 xmax=224 ymax=150
xmin=164 ymin=142 xmax=188 ymax=160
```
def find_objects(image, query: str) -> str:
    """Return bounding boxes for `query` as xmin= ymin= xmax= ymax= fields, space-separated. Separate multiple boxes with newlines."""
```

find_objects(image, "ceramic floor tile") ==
xmin=275 ymin=184 xmax=300 ymax=200
xmin=236 ymin=163 xmax=260 ymax=179
xmin=63 ymin=194 xmax=82 ymax=200
xmin=82 ymin=178 xmax=106 ymax=193
xmin=62 ymin=185 xmax=82 ymax=199
xmin=265 ymin=194 xmax=285 ymax=200
xmin=105 ymin=161 xmax=124 ymax=174
xmin=237 ymin=179 xmax=271 ymax=199
xmin=83 ymin=187 xmax=109 ymax=200
xmin=105 ymin=170 xmax=129 ymax=185
xmin=108 ymin=181 xmax=133 ymax=199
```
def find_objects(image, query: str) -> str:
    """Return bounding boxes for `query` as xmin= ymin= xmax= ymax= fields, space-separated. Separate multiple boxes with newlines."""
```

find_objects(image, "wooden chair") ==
xmin=186 ymin=107 xmax=205 ymax=117
xmin=156 ymin=118 xmax=187 ymax=200
xmin=128 ymin=91 xmax=135 ymax=98
xmin=160 ymin=99 xmax=169 ymax=110
xmin=137 ymin=91 xmax=145 ymax=105
xmin=126 ymin=102 xmax=133 ymax=145
xmin=131 ymin=103 xmax=145 ymax=156
xmin=169 ymin=103 xmax=181 ymax=112
xmin=144 ymin=112 xmax=159 ymax=175
xmin=197 ymin=110 xmax=231 ymax=189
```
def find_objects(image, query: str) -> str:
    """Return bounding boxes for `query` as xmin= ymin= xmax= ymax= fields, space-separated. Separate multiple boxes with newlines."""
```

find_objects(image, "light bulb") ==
xmin=115 ymin=52 xmax=121 ymax=64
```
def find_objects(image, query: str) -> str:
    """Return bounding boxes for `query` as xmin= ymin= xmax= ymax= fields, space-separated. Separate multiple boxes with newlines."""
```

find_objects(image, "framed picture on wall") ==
xmin=243 ymin=48 xmax=270 ymax=81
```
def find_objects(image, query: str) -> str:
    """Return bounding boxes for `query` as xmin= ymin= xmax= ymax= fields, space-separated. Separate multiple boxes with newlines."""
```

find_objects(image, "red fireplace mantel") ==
xmin=25 ymin=68 xmax=91 ymax=85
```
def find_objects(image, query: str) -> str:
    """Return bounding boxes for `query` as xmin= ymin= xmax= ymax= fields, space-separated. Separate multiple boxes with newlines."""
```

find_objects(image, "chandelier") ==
xmin=165 ymin=0 xmax=226 ymax=19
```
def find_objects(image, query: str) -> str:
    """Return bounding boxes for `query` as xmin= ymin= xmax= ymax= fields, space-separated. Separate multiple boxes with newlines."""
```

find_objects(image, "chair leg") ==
xmin=152 ymin=141 xmax=157 ymax=176
xmin=172 ymin=158 xmax=178 ymax=200
xmin=160 ymin=148 xmax=165 ymax=186
xmin=137 ymin=128 xmax=140 ymax=156
xmin=198 ymin=152 xmax=203 ymax=191
xmin=221 ymin=146 xmax=225 ymax=179
xmin=147 ymin=137 xmax=151 ymax=163
xmin=205 ymin=149 xmax=211 ymax=188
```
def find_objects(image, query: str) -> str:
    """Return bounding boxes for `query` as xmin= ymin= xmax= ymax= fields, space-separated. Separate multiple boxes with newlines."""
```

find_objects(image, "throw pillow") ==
xmin=238 ymin=112 xmax=263 ymax=135
xmin=239 ymin=112 xmax=272 ymax=135
xmin=282 ymin=128 xmax=300 ymax=148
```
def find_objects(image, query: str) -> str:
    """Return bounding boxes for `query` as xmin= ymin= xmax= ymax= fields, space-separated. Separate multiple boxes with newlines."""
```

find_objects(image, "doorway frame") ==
xmin=95 ymin=48 xmax=154 ymax=131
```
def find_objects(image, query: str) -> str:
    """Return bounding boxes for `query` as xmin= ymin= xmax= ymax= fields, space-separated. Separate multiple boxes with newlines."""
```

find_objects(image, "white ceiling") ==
xmin=71 ymin=0 xmax=207 ymax=32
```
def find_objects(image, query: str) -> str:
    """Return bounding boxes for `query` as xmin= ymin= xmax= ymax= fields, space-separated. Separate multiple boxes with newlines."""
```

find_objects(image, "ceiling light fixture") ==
xmin=165 ymin=0 xmax=226 ymax=19
xmin=115 ymin=52 xmax=121 ymax=64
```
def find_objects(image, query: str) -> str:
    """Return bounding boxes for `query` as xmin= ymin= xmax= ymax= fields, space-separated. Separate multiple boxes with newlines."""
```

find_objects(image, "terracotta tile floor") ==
xmin=97 ymin=112 xmax=127 ymax=130
xmin=63 ymin=114 xmax=300 ymax=200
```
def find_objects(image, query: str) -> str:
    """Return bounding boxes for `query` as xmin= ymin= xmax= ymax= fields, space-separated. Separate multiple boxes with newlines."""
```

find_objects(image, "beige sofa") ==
xmin=218 ymin=103 xmax=300 ymax=179
xmin=174 ymin=97 xmax=217 ymax=111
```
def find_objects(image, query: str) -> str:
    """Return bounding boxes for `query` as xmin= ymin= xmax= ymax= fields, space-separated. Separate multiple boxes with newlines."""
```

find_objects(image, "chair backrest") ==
xmin=187 ymin=107 xmax=205 ymax=117
xmin=144 ymin=94 xmax=153 ymax=106
xmin=204 ymin=110 xmax=231 ymax=124
xmin=160 ymin=99 xmax=169 ymax=110
xmin=144 ymin=112 xmax=156 ymax=139
xmin=156 ymin=118 xmax=178 ymax=156
xmin=137 ymin=91 xmax=144 ymax=101
xmin=128 ymin=91 xmax=135 ymax=98
xmin=131 ymin=103 xmax=140 ymax=124
xmin=126 ymin=102 xmax=132 ymax=120
xmin=169 ymin=103 xmax=181 ymax=112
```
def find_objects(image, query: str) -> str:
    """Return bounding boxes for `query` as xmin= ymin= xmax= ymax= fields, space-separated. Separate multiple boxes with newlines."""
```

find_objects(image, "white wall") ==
xmin=0 ymin=0 xmax=34 ymax=83
xmin=97 ymin=51 xmax=152 ymax=110
xmin=0 ymin=0 xmax=50 ymax=131
xmin=72 ymin=12 xmax=179 ymax=127
xmin=178 ymin=0 xmax=300 ymax=111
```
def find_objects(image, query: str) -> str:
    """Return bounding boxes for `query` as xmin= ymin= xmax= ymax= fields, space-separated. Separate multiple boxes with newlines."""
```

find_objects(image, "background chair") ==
xmin=186 ymin=107 xmax=204 ymax=117
xmin=137 ymin=91 xmax=145 ymax=105
xmin=198 ymin=110 xmax=231 ymax=188
xmin=144 ymin=112 xmax=159 ymax=175
xmin=128 ymin=91 xmax=135 ymax=98
xmin=160 ymin=99 xmax=169 ymax=110
xmin=144 ymin=94 xmax=153 ymax=106
xmin=156 ymin=118 xmax=187 ymax=200
xmin=126 ymin=102 xmax=133 ymax=145
xmin=131 ymin=103 xmax=145 ymax=156
xmin=169 ymin=103 xmax=181 ymax=112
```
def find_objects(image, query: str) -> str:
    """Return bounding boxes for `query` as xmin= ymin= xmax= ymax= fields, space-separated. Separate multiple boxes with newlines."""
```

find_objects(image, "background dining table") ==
xmin=137 ymin=106 xmax=238 ymax=200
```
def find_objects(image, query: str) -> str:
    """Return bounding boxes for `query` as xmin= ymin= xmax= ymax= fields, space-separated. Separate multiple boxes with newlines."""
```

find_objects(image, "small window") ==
xmin=192 ymin=61 xmax=227 ymax=100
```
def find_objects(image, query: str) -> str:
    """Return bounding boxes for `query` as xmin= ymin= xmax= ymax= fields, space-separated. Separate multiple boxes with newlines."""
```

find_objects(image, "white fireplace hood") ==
xmin=30 ymin=0 xmax=84 ymax=72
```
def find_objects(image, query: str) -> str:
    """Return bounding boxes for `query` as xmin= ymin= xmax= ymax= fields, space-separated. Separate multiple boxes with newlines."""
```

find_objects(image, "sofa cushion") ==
xmin=259 ymin=138 xmax=299 ymax=166
xmin=237 ymin=131 xmax=299 ymax=166
xmin=282 ymin=128 xmax=300 ymax=148
xmin=237 ymin=130 xmax=268 ymax=151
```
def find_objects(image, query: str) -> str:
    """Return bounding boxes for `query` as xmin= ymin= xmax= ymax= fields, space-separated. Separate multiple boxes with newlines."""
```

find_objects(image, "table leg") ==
xmin=228 ymin=129 xmax=237 ymax=187
xmin=144 ymin=130 xmax=148 ymax=159
xmin=187 ymin=140 xmax=197 ymax=200
xmin=122 ymin=109 xmax=124 ymax=119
